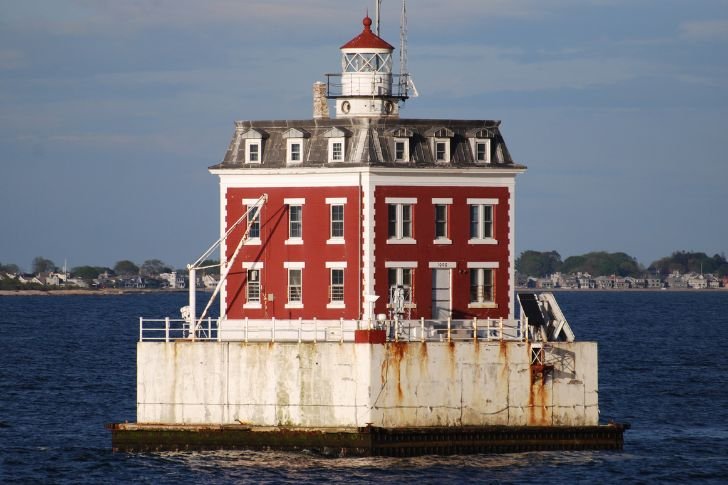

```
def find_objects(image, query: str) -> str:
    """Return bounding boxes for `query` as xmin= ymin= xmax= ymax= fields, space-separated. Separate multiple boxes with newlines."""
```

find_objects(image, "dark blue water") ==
xmin=1 ymin=292 xmax=727 ymax=483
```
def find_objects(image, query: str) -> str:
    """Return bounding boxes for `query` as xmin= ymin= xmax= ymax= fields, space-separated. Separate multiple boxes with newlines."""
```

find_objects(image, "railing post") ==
xmin=313 ymin=317 xmax=317 ymax=344
xmin=244 ymin=317 xmax=249 ymax=344
xmin=420 ymin=317 xmax=425 ymax=343
xmin=486 ymin=318 xmax=491 ymax=341
xmin=207 ymin=316 xmax=211 ymax=340
xmin=298 ymin=317 xmax=302 ymax=343
xmin=499 ymin=317 xmax=503 ymax=341
xmin=139 ymin=317 xmax=143 ymax=342
xmin=272 ymin=317 xmax=276 ymax=343
xmin=447 ymin=317 xmax=451 ymax=342
xmin=340 ymin=317 xmax=344 ymax=343
xmin=473 ymin=317 xmax=478 ymax=341
xmin=524 ymin=316 xmax=529 ymax=343
xmin=164 ymin=317 xmax=170 ymax=343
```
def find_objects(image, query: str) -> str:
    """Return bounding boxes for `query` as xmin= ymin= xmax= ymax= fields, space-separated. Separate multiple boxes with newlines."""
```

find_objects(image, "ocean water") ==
xmin=1 ymin=291 xmax=727 ymax=483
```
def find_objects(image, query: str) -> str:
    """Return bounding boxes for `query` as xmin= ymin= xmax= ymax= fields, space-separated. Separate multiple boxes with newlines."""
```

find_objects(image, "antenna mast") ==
xmin=399 ymin=0 xmax=409 ymax=97
xmin=375 ymin=0 xmax=382 ymax=36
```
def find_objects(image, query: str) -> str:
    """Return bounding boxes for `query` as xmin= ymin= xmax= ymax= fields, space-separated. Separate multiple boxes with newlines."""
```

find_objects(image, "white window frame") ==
xmin=242 ymin=199 xmax=263 ymax=245
xmin=394 ymin=137 xmax=409 ymax=162
xmin=287 ymin=138 xmax=303 ymax=164
xmin=242 ymin=262 xmax=263 ymax=309
xmin=432 ymin=197 xmax=452 ymax=244
xmin=326 ymin=261 xmax=347 ymax=308
xmin=472 ymin=138 xmax=491 ymax=164
xmin=327 ymin=198 xmax=346 ymax=244
xmin=246 ymin=140 xmax=261 ymax=164
xmin=284 ymin=198 xmax=305 ymax=245
xmin=434 ymin=138 xmax=450 ymax=163
xmin=467 ymin=262 xmax=498 ymax=308
xmin=328 ymin=138 xmax=345 ymax=162
xmin=284 ymin=262 xmax=305 ymax=309
xmin=467 ymin=198 xmax=498 ymax=245
xmin=385 ymin=197 xmax=416 ymax=244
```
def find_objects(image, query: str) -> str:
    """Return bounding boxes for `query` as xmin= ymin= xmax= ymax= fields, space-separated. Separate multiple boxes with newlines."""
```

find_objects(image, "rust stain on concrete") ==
xmin=389 ymin=342 xmax=409 ymax=403
xmin=529 ymin=367 xmax=550 ymax=426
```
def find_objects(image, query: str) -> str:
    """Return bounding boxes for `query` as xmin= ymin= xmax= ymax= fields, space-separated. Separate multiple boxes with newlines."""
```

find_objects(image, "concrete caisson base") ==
xmin=107 ymin=423 xmax=628 ymax=455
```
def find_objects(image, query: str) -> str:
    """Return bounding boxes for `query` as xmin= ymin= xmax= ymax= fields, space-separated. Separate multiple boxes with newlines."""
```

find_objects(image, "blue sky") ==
xmin=1 ymin=0 xmax=726 ymax=271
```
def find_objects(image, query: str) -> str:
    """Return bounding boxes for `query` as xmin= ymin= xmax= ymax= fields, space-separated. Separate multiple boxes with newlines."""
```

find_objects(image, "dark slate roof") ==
xmin=210 ymin=117 xmax=524 ymax=171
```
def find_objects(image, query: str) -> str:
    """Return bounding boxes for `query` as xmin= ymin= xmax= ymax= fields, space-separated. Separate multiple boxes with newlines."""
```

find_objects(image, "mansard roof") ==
xmin=212 ymin=118 xmax=523 ymax=170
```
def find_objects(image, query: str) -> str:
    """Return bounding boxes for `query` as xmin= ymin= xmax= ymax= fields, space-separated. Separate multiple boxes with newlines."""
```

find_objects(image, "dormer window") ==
xmin=283 ymin=128 xmax=308 ymax=165
xmin=468 ymin=128 xmax=494 ymax=164
xmin=323 ymin=127 xmax=349 ymax=163
xmin=389 ymin=128 xmax=414 ymax=163
xmin=426 ymin=127 xmax=454 ymax=164
xmin=241 ymin=128 xmax=266 ymax=164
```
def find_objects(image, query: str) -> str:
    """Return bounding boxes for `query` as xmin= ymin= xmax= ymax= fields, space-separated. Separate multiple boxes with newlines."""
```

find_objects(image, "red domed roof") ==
xmin=340 ymin=16 xmax=395 ymax=50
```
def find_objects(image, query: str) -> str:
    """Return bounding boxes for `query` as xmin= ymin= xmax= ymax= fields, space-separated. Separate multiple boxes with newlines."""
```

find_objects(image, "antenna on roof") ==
xmin=375 ymin=0 xmax=382 ymax=36
xmin=399 ymin=0 xmax=418 ymax=98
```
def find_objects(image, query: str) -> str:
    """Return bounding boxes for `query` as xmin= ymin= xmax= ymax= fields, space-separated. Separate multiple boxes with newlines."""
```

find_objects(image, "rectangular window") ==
xmin=330 ymin=268 xmax=344 ymax=303
xmin=332 ymin=142 xmax=343 ymax=161
xmin=246 ymin=269 xmax=260 ymax=303
xmin=247 ymin=142 xmax=260 ymax=163
xmin=387 ymin=203 xmax=413 ymax=240
xmin=248 ymin=207 xmax=261 ymax=239
xmin=288 ymin=269 xmax=302 ymax=303
xmin=436 ymin=142 xmax=446 ymax=161
xmin=434 ymin=204 xmax=447 ymax=239
xmin=290 ymin=142 xmax=301 ymax=161
xmin=388 ymin=268 xmax=413 ymax=304
xmin=289 ymin=205 xmax=302 ymax=239
xmin=469 ymin=205 xmax=493 ymax=240
xmin=470 ymin=268 xmax=494 ymax=303
xmin=394 ymin=138 xmax=409 ymax=162
xmin=476 ymin=142 xmax=487 ymax=162
xmin=331 ymin=204 xmax=344 ymax=238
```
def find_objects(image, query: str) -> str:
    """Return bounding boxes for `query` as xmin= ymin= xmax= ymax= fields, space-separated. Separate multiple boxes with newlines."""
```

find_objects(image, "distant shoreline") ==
xmin=0 ymin=288 xmax=193 ymax=297
xmin=1 ymin=287 xmax=725 ymax=297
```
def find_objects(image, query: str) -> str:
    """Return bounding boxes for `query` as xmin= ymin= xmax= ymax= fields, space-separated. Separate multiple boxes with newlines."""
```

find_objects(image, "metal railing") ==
xmin=139 ymin=316 xmax=524 ymax=343
xmin=324 ymin=73 xmax=411 ymax=99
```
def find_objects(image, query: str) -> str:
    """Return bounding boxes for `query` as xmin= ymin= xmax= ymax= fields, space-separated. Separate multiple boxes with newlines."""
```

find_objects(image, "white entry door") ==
xmin=431 ymin=269 xmax=451 ymax=320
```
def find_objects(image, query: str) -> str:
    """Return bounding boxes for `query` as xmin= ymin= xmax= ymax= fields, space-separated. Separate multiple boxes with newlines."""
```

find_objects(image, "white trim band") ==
xmin=466 ymin=262 xmax=500 ymax=269
xmin=384 ymin=261 xmax=418 ymax=269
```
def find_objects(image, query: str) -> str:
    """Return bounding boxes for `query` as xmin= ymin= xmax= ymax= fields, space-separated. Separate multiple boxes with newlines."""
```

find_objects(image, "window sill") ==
xmin=245 ymin=238 xmax=262 ymax=246
xmin=387 ymin=238 xmax=417 ymax=245
xmin=468 ymin=302 xmax=498 ymax=309
xmin=326 ymin=238 xmax=345 ymax=245
xmin=284 ymin=238 xmax=303 ymax=246
xmin=326 ymin=302 xmax=346 ymax=309
xmin=433 ymin=238 xmax=452 ymax=245
xmin=284 ymin=302 xmax=303 ymax=309
xmin=243 ymin=302 xmax=262 ymax=309
xmin=468 ymin=238 xmax=497 ymax=245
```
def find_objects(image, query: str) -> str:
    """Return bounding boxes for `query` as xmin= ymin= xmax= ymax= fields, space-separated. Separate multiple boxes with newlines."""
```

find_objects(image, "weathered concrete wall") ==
xmin=137 ymin=341 xmax=598 ymax=427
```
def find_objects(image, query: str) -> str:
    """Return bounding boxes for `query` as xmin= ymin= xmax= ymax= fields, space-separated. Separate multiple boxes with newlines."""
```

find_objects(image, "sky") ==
xmin=1 ymin=0 xmax=726 ymax=271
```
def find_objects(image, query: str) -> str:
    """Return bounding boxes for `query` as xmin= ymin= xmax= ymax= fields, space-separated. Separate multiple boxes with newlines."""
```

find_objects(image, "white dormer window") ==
xmin=468 ymin=128 xmax=494 ymax=164
xmin=394 ymin=138 xmax=409 ymax=162
xmin=323 ymin=127 xmax=349 ymax=163
xmin=241 ymin=128 xmax=266 ymax=164
xmin=330 ymin=139 xmax=344 ymax=162
xmin=287 ymin=139 xmax=302 ymax=164
xmin=283 ymin=128 xmax=308 ymax=165
xmin=247 ymin=141 xmax=260 ymax=163
xmin=426 ymin=127 xmax=454 ymax=164
xmin=434 ymin=139 xmax=450 ymax=162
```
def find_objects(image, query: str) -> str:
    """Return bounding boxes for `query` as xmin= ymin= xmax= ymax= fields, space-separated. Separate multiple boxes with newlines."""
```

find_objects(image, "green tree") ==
xmin=140 ymin=259 xmax=172 ymax=277
xmin=515 ymin=251 xmax=562 ymax=277
xmin=0 ymin=262 xmax=20 ymax=274
xmin=198 ymin=259 xmax=221 ymax=276
xmin=649 ymin=251 xmax=728 ymax=276
xmin=32 ymin=256 xmax=56 ymax=274
xmin=72 ymin=266 xmax=107 ymax=282
xmin=561 ymin=251 xmax=641 ymax=277
xmin=114 ymin=260 xmax=139 ymax=276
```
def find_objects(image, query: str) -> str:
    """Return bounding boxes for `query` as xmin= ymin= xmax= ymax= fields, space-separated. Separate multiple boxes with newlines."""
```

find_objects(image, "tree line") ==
xmin=516 ymin=250 xmax=728 ymax=278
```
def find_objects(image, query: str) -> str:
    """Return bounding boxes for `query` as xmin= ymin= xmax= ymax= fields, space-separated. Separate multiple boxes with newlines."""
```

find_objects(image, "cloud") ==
xmin=679 ymin=19 xmax=728 ymax=41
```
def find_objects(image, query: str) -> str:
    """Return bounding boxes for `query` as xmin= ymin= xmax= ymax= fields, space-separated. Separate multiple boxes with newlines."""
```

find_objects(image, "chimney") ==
xmin=312 ymin=82 xmax=329 ymax=119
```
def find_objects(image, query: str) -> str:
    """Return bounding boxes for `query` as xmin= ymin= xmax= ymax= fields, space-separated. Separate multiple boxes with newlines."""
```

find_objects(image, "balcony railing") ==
xmin=324 ymin=73 xmax=411 ymax=99
xmin=139 ymin=316 xmax=525 ymax=343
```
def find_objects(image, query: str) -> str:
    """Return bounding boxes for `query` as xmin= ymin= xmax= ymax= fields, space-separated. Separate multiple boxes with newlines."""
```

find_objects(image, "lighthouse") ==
xmin=112 ymin=12 xmax=627 ymax=455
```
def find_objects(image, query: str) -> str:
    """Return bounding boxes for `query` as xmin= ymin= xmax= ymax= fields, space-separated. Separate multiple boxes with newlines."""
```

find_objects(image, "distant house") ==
xmin=687 ymin=274 xmax=708 ymax=289
xmin=645 ymin=277 xmax=662 ymax=289
xmin=45 ymin=272 xmax=68 ymax=286
xmin=594 ymin=276 xmax=613 ymax=289
xmin=666 ymin=272 xmax=688 ymax=288
xmin=159 ymin=272 xmax=186 ymax=289
xmin=18 ymin=274 xmax=42 ymax=285
xmin=202 ymin=274 xmax=219 ymax=289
